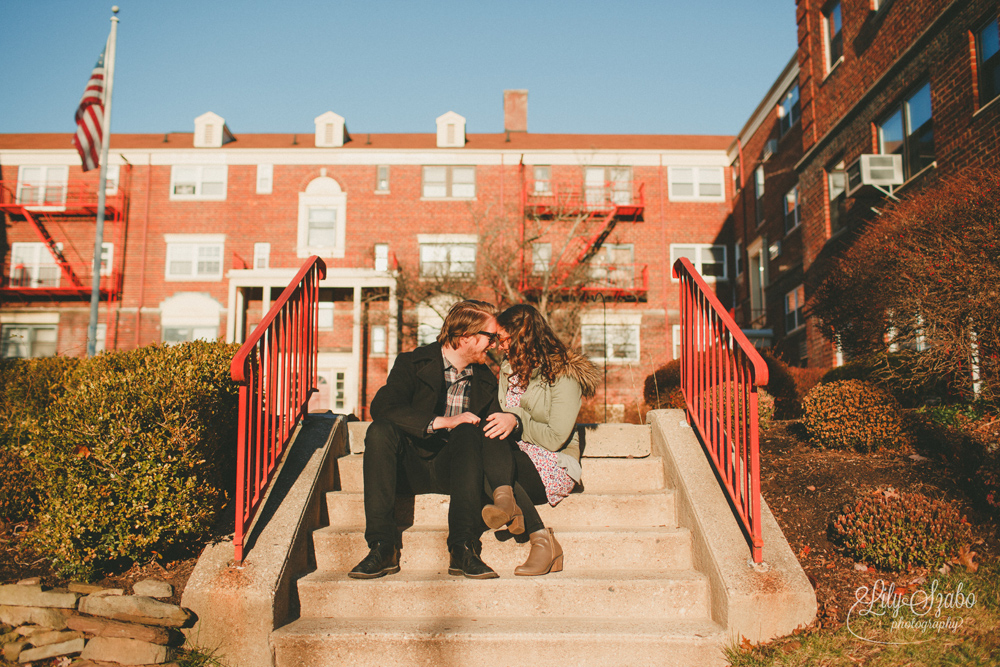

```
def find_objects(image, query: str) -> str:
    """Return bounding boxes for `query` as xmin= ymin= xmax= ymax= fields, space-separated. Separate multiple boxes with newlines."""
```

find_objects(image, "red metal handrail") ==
xmin=674 ymin=257 xmax=769 ymax=563
xmin=230 ymin=256 xmax=327 ymax=562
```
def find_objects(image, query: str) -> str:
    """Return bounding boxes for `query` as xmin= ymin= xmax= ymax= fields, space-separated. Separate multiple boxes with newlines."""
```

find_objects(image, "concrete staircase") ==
xmin=272 ymin=427 xmax=729 ymax=666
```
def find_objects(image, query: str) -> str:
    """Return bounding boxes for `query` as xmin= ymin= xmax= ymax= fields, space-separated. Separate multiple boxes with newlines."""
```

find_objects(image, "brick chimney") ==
xmin=504 ymin=90 xmax=528 ymax=133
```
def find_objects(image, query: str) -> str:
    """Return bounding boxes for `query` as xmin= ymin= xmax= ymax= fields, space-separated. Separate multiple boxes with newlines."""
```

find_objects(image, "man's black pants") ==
xmin=363 ymin=420 xmax=488 ymax=549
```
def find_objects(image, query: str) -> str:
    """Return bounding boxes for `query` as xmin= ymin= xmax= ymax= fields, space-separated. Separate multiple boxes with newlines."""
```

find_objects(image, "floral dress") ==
xmin=505 ymin=374 xmax=576 ymax=506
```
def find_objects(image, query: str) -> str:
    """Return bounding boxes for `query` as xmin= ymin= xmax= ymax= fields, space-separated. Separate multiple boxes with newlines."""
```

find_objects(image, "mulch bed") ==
xmin=760 ymin=420 xmax=1000 ymax=631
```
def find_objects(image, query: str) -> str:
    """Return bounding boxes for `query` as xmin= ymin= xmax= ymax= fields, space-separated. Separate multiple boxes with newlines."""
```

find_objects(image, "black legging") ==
xmin=482 ymin=435 xmax=548 ymax=535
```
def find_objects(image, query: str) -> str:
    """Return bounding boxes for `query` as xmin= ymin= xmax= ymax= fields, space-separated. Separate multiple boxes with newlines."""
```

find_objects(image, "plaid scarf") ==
xmin=442 ymin=352 xmax=473 ymax=419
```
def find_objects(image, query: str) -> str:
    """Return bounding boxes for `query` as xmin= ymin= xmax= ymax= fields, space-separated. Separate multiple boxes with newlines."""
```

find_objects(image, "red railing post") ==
xmin=673 ymin=257 xmax=768 ymax=563
xmin=230 ymin=256 xmax=327 ymax=563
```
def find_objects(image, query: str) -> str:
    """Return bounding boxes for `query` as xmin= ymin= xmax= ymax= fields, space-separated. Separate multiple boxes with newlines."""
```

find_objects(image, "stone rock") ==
xmin=0 ymin=630 xmax=19 ymax=644
xmin=0 ymin=584 xmax=79 ymax=609
xmin=67 ymin=615 xmax=183 ymax=645
xmin=0 ymin=605 xmax=71 ymax=630
xmin=73 ymin=661 xmax=180 ymax=667
xmin=22 ymin=629 xmax=83 ymax=647
xmin=88 ymin=588 xmax=125 ymax=597
xmin=133 ymin=579 xmax=173 ymax=599
xmin=15 ymin=625 xmax=46 ymax=636
xmin=80 ymin=636 xmax=174 ymax=664
xmin=17 ymin=636 xmax=85 ymax=662
xmin=15 ymin=578 xmax=40 ymax=586
xmin=68 ymin=583 xmax=110 ymax=595
xmin=78 ymin=596 xmax=192 ymax=628
xmin=2 ymin=640 xmax=28 ymax=661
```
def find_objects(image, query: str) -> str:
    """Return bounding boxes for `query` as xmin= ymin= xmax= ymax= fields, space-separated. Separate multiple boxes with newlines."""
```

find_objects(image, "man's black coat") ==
xmin=369 ymin=342 xmax=502 ymax=440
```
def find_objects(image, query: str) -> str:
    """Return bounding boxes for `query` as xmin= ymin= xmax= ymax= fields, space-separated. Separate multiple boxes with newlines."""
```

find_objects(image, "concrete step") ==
xmin=313 ymin=525 xmax=694 ymax=572
xmin=296 ymin=569 xmax=710 ymax=620
xmin=347 ymin=421 xmax=653 ymax=457
xmin=335 ymin=453 xmax=665 ymax=494
xmin=273 ymin=617 xmax=727 ymax=667
xmin=326 ymin=489 xmax=676 ymax=529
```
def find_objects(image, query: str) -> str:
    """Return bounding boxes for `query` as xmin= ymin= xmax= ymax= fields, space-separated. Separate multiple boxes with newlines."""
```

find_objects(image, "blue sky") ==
xmin=1 ymin=1 xmax=797 ymax=136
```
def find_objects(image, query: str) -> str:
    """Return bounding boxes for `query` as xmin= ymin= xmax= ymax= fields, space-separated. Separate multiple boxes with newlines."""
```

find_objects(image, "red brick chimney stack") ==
xmin=503 ymin=90 xmax=528 ymax=132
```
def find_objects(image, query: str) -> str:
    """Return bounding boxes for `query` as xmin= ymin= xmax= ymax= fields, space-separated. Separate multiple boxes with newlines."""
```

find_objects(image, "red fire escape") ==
xmin=518 ymin=168 xmax=647 ymax=299
xmin=0 ymin=174 xmax=128 ymax=303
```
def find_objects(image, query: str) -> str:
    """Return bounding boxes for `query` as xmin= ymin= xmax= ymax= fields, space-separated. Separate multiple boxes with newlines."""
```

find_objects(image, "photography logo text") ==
xmin=847 ymin=578 xmax=975 ymax=644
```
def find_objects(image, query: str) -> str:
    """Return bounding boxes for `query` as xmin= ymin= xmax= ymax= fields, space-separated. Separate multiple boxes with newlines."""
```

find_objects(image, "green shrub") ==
xmin=831 ymin=488 xmax=973 ymax=571
xmin=643 ymin=360 xmax=682 ymax=409
xmin=802 ymin=379 xmax=909 ymax=452
xmin=0 ymin=357 xmax=81 ymax=522
xmin=24 ymin=341 xmax=240 ymax=578
xmin=757 ymin=390 xmax=775 ymax=432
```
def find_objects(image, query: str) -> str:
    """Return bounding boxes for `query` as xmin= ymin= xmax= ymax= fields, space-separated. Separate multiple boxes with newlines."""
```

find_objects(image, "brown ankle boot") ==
xmin=514 ymin=527 xmax=563 ymax=576
xmin=481 ymin=485 xmax=524 ymax=534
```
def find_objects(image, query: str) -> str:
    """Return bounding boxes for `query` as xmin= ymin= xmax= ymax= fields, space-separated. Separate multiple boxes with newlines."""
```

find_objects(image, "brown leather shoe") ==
xmin=481 ymin=485 xmax=524 ymax=535
xmin=514 ymin=527 xmax=563 ymax=576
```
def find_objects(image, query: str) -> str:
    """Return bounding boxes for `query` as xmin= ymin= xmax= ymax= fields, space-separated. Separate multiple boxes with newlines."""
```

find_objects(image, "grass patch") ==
xmin=725 ymin=560 xmax=1000 ymax=666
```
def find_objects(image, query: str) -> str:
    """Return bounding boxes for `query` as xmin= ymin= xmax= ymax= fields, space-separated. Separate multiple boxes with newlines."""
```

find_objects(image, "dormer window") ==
xmin=314 ymin=111 xmax=346 ymax=147
xmin=193 ymin=112 xmax=234 ymax=148
xmin=435 ymin=111 xmax=466 ymax=148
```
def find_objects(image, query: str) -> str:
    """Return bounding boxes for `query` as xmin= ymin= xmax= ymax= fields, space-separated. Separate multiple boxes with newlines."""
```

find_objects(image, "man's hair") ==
xmin=437 ymin=300 xmax=498 ymax=348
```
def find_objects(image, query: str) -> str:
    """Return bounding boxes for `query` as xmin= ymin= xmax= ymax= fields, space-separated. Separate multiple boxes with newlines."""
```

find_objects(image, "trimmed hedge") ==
xmin=20 ymin=341 xmax=240 ymax=578
xmin=802 ymin=379 xmax=909 ymax=452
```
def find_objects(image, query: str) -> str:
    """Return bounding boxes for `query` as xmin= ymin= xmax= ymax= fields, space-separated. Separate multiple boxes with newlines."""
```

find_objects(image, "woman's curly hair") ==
xmin=497 ymin=304 xmax=570 ymax=388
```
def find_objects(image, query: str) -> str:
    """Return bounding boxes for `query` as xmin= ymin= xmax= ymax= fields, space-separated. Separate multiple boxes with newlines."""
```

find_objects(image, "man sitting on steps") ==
xmin=349 ymin=299 xmax=516 ymax=580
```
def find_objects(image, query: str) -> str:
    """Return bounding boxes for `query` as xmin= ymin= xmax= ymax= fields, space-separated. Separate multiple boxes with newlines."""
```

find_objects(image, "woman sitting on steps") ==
xmin=480 ymin=303 xmax=600 ymax=575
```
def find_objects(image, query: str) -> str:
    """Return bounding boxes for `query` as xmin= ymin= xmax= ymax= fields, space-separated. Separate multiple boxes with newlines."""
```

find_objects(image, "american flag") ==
xmin=73 ymin=48 xmax=106 ymax=172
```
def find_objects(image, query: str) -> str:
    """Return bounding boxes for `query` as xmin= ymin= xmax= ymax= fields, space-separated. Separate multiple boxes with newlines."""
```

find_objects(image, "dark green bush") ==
xmin=643 ymin=360 xmax=683 ymax=409
xmin=821 ymin=353 xmax=958 ymax=408
xmin=831 ymin=488 xmax=973 ymax=571
xmin=802 ymin=379 xmax=909 ymax=452
xmin=0 ymin=357 xmax=81 ymax=522
xmin=24 ymin=341 xmax=240 ymax=578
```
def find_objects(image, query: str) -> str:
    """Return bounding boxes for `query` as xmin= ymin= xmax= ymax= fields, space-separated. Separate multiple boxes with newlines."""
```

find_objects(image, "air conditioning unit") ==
xmin=762 ymin=139 xmax=779 ymax=162
xmin=845 ymin=154 xmax=904 ymax=196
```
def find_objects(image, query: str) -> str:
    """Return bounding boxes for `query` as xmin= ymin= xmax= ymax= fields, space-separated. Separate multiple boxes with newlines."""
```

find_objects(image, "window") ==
xmin=318 ymin=302 xmax=334 ymax=330
xmin=533 ymin=166 xmax=551 ymax=194
xmin=878 ymin=81 xmax=934 ymax=180
xmin=374 ymin=244 xmax=389 ymax=271
xmin=785 ymin=285 xmax=806 ymax=333
xmin=672 ymin=324 xmax=682 ymax=360
xmin=162 ymin=325 xmax=218 ymax=344
xmin=1 ymin=324 xmax=57 ymax=358
xmin=589 ymin=244 xmax=635 ymax=288
xmin=585 ymin=167 xmax=632 ymax=206
xmin=253 ymin=243 xmax=270 ymax=269
xmin=332 ymin=371 xmax=346 ymax=410
xmin=16 ymin=166 xmax=68 ymax=206
xmin=747 ymin=240 xmax=768 ymax=326
xmin=779 ymin=83 xmax=800 ymax=136
xmin=670 ymin=244 xmax=727 ymax=281
xmin=754 ymin=166 xmax=765 ymax=226
xmin=417 ymin=300 xmax=454 ymax=346
xmin=827 ymin=160 xmax=847 ymax=235
xmin=581 ymin=324 xmax=639 ymax=363
xmin=422 ymin=166 xmax=475 ymax=198
xmin=164 ymin=235 xmax=224 ymax=280
xmin=734 ymin=241 xmax=743 ymax=277
xmin=256 ymin=165 xmax=273 ymax=195
xmin=731 ymin=157 xmax=741 ymax=196
xmin=977 ymin=17 xmax=1000 ymax=106
xmin=9 ymin=243 xmax=60 ymax=288
xmin=532 ymin=242 xmax=552 ymax=274
xmin=99 ymin=242 xmax=113 ymax=276
xmin=375 ymin=165 xmax=390 ymax=193
xmin=419 ymin=243 xmax=476 ymax=278
xmin=371 ymin=325 xmax=387 ymax=355
xmin=783 ymin=185 xmax=800 ymax=234
xmin=297 ymin=176 xmax=346 ymax=257
xmin=160 ymin=292 xmax=221 ymax=345
xmin=823 ymin=2 xmax=843 ymax=71
xmin=170 ymin=165 xmax=227 ymax=200
xmin=105 ymin=165 xmax=121 ymax=195
xmin=668 ymin=167 xmax=725 ymax=201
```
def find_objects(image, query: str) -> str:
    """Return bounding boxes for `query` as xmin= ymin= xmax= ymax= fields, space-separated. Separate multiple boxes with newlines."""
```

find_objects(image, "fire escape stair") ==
xmin=21 ymin=208 xmax=84 ymax=288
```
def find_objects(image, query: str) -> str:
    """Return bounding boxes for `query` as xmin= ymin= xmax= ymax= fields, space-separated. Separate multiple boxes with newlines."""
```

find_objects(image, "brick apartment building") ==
xmin=3 ymin=0 xmax=998 ymax=415
xmin=0 ymin=92 xmax=734 ymax=417
xmin=731 ymin=0 xmax=1000 ymax=367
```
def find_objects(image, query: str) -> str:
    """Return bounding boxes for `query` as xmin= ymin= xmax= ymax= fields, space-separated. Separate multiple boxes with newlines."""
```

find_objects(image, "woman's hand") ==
xmin=483 ymin=412 xmax=517 ymax=439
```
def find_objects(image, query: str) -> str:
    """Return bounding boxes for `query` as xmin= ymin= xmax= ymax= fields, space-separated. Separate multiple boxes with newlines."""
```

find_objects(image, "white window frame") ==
xmin=16 ymin=166 xmax=68 ymax=207
xmin=374 ymin=244 xmax=390 ymax=272
xmin=823 ymin=1 xmax=844 ymax=73
xmin=778 ymin=83 xmax=800 ymax=136
xmin=170 ymin=165 xmax=228 ymax=200
xmin=580 ymin=312 xmax=642 ymax=364
xmin=421 ymin=166 xmax=476 ymax=199
xmin=256 ymin=164 xmax=273 ymax=195
xmin=164 ymin=234 xmax=225 ymax=281
xmin=667 ymin=167 xmax=725 ymax=202
xmin=669 ymin=244 xmax=728 ymax=282
xmin=253 ymin=242 xmax=270 ymax=269
xmin=375 ymin=165 xmax=390 ymax=193
xmin=783 ymin=185 xmax=800 ymax=234
xmin=1 ymin=323 xmax=58 ymax=358
xmin=785 ymin=284 xmax=806 ymax=334
xmin=531 ymin=242 xmax=552 ymax=274
xmin=417 ymin=234 xmax=478 ymax=279
xmin=533 ymin=166 xmax=552 ymax=195
xmin=104 ymin=164 xmax=121 ymax=196
xmin=734 ymin=241 xmax=743 ymax=277
xmin=754 ymin=166 xmax=766 ymax=226
xmin=370 ymin=324 xmax=387 ymax=356
xmin=160 ymin=292 xmax=221 ymax=345
xmin=100 ymin=242 xmax=113 ymax=277
xmin=297 ymin=176 xmax=347 ymax=258
xmin=318 ymin=302 xmax=334 ymax=330
xmin=9 ymin=242 xmax=60 ymax=288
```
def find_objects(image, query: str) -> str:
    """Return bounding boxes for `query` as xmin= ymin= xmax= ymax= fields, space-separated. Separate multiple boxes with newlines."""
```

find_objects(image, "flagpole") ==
xmin=87 ymin=6 xmax=119 ymax=357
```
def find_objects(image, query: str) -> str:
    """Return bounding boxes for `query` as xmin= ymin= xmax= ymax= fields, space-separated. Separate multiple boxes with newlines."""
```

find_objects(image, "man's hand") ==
xmin=483 ymin=412 xmax=517 ymax=439
xmin=432 ymin=412 xmax=481 ymax=431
